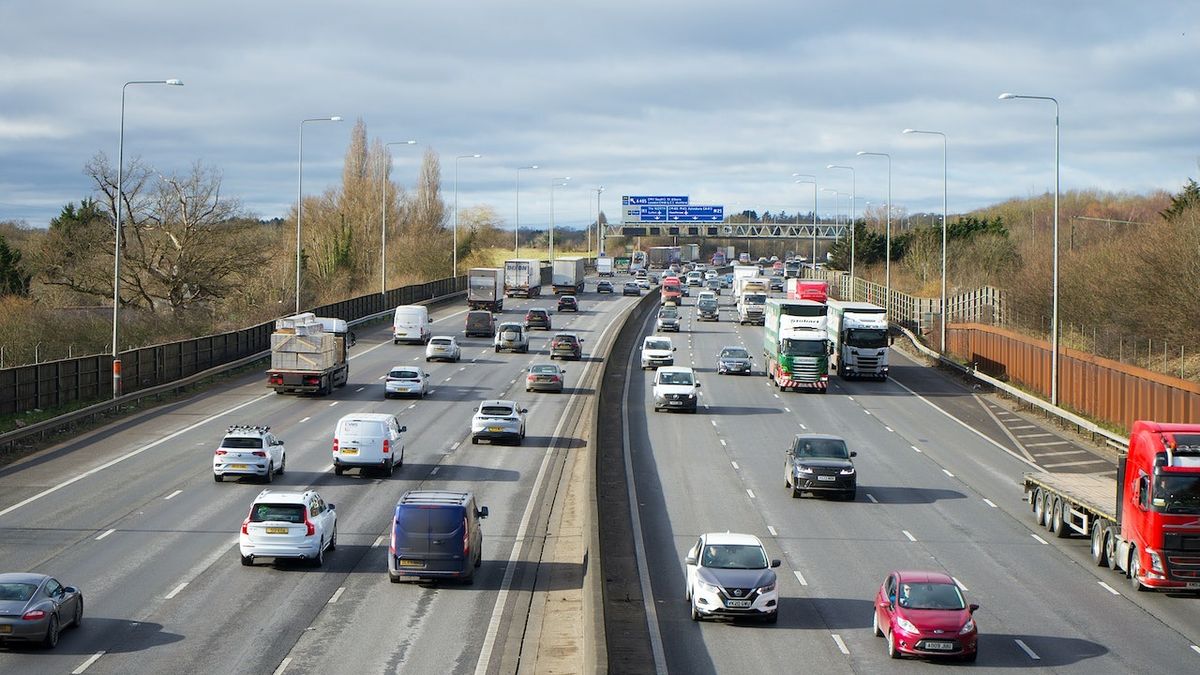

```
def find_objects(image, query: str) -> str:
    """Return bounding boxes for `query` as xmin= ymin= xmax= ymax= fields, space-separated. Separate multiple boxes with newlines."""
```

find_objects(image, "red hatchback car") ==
xmin=874 ymin=570 xmax=979 ymax=662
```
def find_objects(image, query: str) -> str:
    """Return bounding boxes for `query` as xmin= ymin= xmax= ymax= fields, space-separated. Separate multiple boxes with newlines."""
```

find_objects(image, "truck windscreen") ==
xmin=745 ymin=294 xmax=767 ymax=304
xmin=846 ymin=328 xmax=887 ymax=349
xmin=1154 ymin=475 xmax=1200 ymax=514
xmin=781 ymin=305 xmax=825 ymax=317
xmin=782 ymin=339 xmax=826 ymax=357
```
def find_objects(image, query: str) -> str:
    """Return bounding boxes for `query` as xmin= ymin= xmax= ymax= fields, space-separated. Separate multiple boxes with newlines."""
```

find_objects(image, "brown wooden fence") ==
xmin=948 ymin=323 xmax=1200 ymax=432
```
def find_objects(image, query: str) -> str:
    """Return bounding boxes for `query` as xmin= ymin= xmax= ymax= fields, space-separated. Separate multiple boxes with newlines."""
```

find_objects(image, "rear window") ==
xmin=396 ymin=506 xmax=465 ymax=535
xmin=530 ymin=365 xmax=559 ymax=374
xmin=431 ymin=338 xmax=453 ymax=346
xmin=390 ymin=370 xmax=420 ymax=379
xmin=0 ymin=582 xmax=37 ymax=601
xmin=222 ymin=437 xmax=264 ymax=449
xmin=466 ymin=313 xmax=491 ymax=325
xmin=481 ymin=405 xmax=515 ymax=416
xmin=340 ymin=419 xmax=387 ymax=437
xmin=250 ymin=503 xmax=306 ymax=523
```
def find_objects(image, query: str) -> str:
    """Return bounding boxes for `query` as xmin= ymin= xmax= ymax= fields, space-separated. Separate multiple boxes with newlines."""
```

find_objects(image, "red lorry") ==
xmin=1024 ymin=421 xmax=1200 ymax=591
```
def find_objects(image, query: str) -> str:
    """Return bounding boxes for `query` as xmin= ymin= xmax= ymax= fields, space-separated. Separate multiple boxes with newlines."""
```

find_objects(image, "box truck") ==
xmin=552 ymin=257 xmax=586 ymax=294
xmin=467 ymin=268 xmax=504 ymax=312
xmin=504 ymin=258 xmax=542 ymax=298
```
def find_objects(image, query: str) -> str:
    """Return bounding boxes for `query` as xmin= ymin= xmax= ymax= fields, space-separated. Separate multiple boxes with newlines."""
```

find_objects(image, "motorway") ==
xmin=625 ymin=288 xmax=1200 ymax=674
xmin=0 ymin=280 xmax=640 ymax=674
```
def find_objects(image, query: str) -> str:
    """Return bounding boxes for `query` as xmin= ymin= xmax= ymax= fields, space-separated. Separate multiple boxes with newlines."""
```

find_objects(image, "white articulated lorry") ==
xmin=504 ymin=258 xmax=542 ymax=298
xmin=552 ymin=257 xmax=586 ymax=294
xmin=826 ymin=299 xmax=889 ymax=379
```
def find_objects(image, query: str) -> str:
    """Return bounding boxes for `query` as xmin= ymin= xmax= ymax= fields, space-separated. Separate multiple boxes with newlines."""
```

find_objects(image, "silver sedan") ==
xmin=0 ymin=572 xmax=83 ymax=648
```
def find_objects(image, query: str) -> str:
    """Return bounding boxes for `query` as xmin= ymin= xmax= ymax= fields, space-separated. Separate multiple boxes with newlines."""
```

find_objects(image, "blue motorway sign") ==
xmin=635 ymin=205 xmax=668 ymax=221
xmin=667 ymin=205 xmax=724 ymax=222
xmin=623 ymin=195 xmax=689 ymax=206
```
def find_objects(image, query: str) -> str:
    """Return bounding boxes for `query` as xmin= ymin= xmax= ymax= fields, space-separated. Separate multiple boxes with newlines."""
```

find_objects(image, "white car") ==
xmin=685 ymin=532 xmax=781 ymax=624
xmin=426 ymin=335 xmax=461 ymax=362
xmin=471 ymin=400 xmax=527 ymax=445
xmin=213 ymin=425 xmax=286 ymax=483
xmin=640 ymin=336 xmax=676 ymax=369
xmin=637 ymin=277 xmax=651 ymax=289
xmin=239 ymin=489 xmax=337 ymax=567
xmin=385 ymin=365 xmax=429 ymax=399
xmin=652 ymin=366 xmax=700 ymax=413
xmin=333 ymin=413 xmax=406 ymax=476
xmin=705 ymin=271 xmax=718 ymax=280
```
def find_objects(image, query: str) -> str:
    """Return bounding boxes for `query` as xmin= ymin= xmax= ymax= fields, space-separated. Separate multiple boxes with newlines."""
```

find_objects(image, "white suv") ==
xmin=685 ymin=532 xmax=781 ymax=624
xmin=213 ymin=425 xmax=286 ymax=483
xmin=471 ymin=400 xmax=527 ymax=445
xmin=640 ymin=336 xmax=676 ymax=369
xmin=239 ymin=489 xmax=337 ymax=567
xmin=652 ymin=366 xmax=700 ymax=413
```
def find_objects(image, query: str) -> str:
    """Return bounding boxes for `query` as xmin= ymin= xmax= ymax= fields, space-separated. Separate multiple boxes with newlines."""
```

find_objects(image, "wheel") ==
xmin=792 ymin=486 xmax=802 ymax=499
xmin=763 ymin=610 xmax=778 ymax=625
xmin=872 ymin=610 xmax=883 ymax=637
xmin=690 ymin=599 xmax=701 ymax=622
xmin=472 ymin=437 xmax=479 ymax=445
xmin=1091 ymin=523 xmax=1109 ymax=567
xmin=425 ymin=357 xmax=430 ymax=362
xmin=240 ymin=554 xmax=254 ymax=566
xmin=1106 ymin=530 xmax=1120 ymax=571
xmin=887 ymin=629 xmax=901 ymax=659
xmin=843 ymin=489 xmax=857 ymax=502
xmin=1052 ymin=499 xmax=1070 ymax=537
xmin=1032 ymin=489 xmax=1047 ymax=526
xmin=494 ymin=347 xmax=500 ymax=353
xmin=312 ymin=540 xmax=325 ymax=568
xmin=389 ymin=573 xmax=401 ymax=584
xmin=72 ymin=597 xmax=82 ymax=628
xmin=278 ymin=454 xmax=286 ymax=475
xmin=42 ymin=614 xmax=60 ymax=649
xmin=961 ymin=649 xmax=977 ymax=663
xmin=1129 ymin=550 xmax=1148 ymax=592
xmin=334 ymin=465 xmax=344 ymax=476
xmin=213 ymin=473 xmax=222 ymax=483
xmin=328 ymin=526 xmax=337 ymax=551
xmin=264 ymin=462 xmax=274 ymax=484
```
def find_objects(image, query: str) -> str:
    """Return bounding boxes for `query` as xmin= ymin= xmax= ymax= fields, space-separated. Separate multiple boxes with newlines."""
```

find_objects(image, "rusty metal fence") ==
xmin=0 ymin=276 xmax=466 ymax=417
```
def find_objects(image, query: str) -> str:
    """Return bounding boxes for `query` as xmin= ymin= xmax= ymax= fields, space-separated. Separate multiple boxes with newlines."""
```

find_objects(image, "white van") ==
xmin=332 ymin=413 xmax=406 ymax=476
xmin=393 ymin=305 xmax=432 ymax=344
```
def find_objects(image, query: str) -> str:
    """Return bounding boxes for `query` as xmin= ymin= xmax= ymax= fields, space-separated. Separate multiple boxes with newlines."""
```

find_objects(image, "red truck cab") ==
xmin=661 ymin=277 xmax=682 ymax=304
xmin=1122 ymin=421 xmax=1200 ymax=590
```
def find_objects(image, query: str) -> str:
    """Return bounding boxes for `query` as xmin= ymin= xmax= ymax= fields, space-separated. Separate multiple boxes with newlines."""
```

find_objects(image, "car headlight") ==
xmin=895 ymin=617 xmax=919 ymax=634
xmin=959 ymin=617 xmax=975 ymax=635
xmin=686 ymin=393 xmax=697 ymax=399
xmin=696 ymin=579 xmax=720 ymax=593
xmin=756 ymin=581 xmax=776 ymax=594
xmin=839 ymin=467 xmax=856 ymax=475
xmin=796 ymin=466 xmax=814 ymax=474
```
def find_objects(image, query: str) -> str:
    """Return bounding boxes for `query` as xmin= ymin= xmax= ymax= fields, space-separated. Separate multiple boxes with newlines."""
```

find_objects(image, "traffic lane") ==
xmin=628 ymin=309 xmax=849 ymax=675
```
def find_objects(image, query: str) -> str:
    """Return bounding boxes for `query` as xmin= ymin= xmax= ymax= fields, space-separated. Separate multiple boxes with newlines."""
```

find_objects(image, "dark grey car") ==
xmin=784 ymin=434 xmax=857 ymax=500
xmin=717 ymin=345 xmax=753 ymax=375
xmin=0 ymin=573 xmax=83 ymax=648
xmin=388 ymin=491 xmax=488 ymax=584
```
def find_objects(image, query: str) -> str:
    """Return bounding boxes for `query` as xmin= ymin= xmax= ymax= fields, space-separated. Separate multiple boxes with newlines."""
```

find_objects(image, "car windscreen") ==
xmin=645 ymin=340 xmax=672 ymax=351
xmin=390 ymin=370 xmax=420 ymax=379
xmin=659 ymin=308 xmax=678 ymax=318
xmin=222 ymin=437 xmax=264 ymax=449
xmin=701 ymin=544 xmax=768 ymax=569
xmin=481 ymin=406 xmax=515 ymax=416
xmin=658 ymin=372 xmax=694 ymax=386
xmin=720 ymin=348 xmax=749 ymax=359
xmin=250 ymin=503 xmax=306 ymax=524
xmin=899 ymin=583 xmax=965 ymax=610
xmin=0 ymin=582 xmax=37 ymax=602
xmin=792 ymin=438 xmax=850 ymax=459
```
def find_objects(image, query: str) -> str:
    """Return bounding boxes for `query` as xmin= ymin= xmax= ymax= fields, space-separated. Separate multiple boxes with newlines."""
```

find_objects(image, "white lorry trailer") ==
xmin=826 ymin=299 xmax=889 ymax=379
xmin=467 ymin=268 xmax=504 ymax=312
xmin=504 ymin=258 xmax=543 ymax=298
xmin=552 ymin=257 xmax=586 ymax=294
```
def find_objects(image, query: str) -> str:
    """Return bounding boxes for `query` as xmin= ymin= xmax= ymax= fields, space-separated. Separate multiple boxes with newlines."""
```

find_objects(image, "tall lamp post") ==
xmin=453 ymin=153 xmax=482 ymax=276
xmin=549 ymin=177 xmax=571 ymax=259
xmin=857 ymin=151 xmax=892 ymax=313
xmin=792 ymin=174 xmax=818 ymax=268
xmin=593 ymin=186 xmax=605 ymax=256
xmin=515 ymin=165 xmax=538 ymax=253
xmin=902 ymin=128 xmax=948 ymax=353
xmin=999 ymin=92 xmax=1060 ymax=405
xmin=296 ymin=116 xmax=343 ymax=314
xmin=111 ymin=78 xmax=184 ymax=398
xmin=827 ymin=165 xmax=856 ymax=297
xmin=380 ymin=140 xmax=417 ymax=294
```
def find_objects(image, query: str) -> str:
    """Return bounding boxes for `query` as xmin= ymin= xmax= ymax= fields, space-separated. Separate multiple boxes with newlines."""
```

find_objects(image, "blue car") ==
xmin=720 ymin=273 xmax=734 ymax=288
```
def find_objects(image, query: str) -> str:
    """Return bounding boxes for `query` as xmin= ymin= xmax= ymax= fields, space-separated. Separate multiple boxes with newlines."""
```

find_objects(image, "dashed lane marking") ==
xmin=746 ymin=489 xmax=755 ymax=499
xmin=794 ymin=570 xmax=808 ymax=586
xmin=767 ymin=526 xmax=777 ymax=536
xmin=356 ymin=387 xmax=365 ymax=392
xmin=271 ymin=658 xmax=293 ymax=675
xmin=72 ymin=652 xmax=105 ymax=675
xmin=983 ymin=498 xmax=997 ymax=508
xmin=1098 ymin=581 xmax=1120 ymax=595
xmin=831 ymin=634 xmax=850 ymax=655
xmin=1027 ymin=441 xmax=1072 ymax=447
xmin=328 ymin=586 xmax=346 ymax=604
xmin=1031 ymin=534 xmax=1049 ymax=545
xmin=164 ymin=582 xmax=188 ymax=599
xmin=720 ymin=439 xmax=727 ymax=447
xmin=902 ymin=530 xmax=917 ymax=542
xmin=164 ymin=490 xmax=182 ymax=500
xmin=911 ymin=445 xmax=922 ymax=453
xmin=95 ymin=529 xmax=116 ymax=541
xmin=866 ymin=494 xmax=878 ymax=504
xmin=373 ymin=535 xmax=385 ymax=548
xmin=1015 ymin=639 xmax=1041 ymax=660
xmin=942 ymin=469 xmax=955 ymax=478
xmin=730 ymin=461 xmax=739 ymax=470
xmin=299 ymin=417 xmax=311 ymax=424
xmin=328 ymin=401 xmax=339 ymax=407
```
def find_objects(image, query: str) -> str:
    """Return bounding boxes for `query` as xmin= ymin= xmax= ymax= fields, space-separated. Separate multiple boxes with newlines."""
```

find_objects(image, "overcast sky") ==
xmin=1 ymin=1 xmax=1197 ymax=230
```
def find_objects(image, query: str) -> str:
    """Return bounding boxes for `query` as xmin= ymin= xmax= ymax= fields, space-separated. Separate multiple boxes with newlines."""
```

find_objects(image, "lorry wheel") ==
xmin=1090 ymin=523 xmax=1109 ymax=567
xmin=1052 ymin=499 xmax=1072 ymax=538
xmin=1106 ymin=532 xmax=1120 ymax=571
xmin=1129 ymin=550 xmax=1149 ymax=592
xmin=1032 ymin=489 xmax=1047 ymax=526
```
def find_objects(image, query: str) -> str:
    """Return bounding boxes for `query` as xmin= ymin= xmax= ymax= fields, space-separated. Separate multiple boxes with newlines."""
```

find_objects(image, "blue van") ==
xmin=388 ymin=491 xmax=488 ymax=584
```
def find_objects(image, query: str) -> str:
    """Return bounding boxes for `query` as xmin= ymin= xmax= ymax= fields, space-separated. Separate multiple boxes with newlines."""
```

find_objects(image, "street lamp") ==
xmin=111 ymin=78 xmax=183 ymax=398
xmin=792 ymin=174 xmax=818 ymax=268
xmin=549 ymin=177 xmax=571 ymax=259
xmin=515 ymin=165 xmax=538 ymax=253
xmin=827 ymin=165 xmax=856 ymax=296
xmin=593 ymin=186 xmax=605 ymax=257
xmin=902 ymin=128 xmax=948 ymax=353
xmin=999 ymin=92 xmax=1061 ymax=405
xmin=857 ymin=151 xmax=892 ymax=313
xmin=296 ymin=116 xmax=343 ymax=314
xmin=453 ymin=153 xmax=482 ymax=277
xmin=381 ymin=140 xmax=417 ymax=294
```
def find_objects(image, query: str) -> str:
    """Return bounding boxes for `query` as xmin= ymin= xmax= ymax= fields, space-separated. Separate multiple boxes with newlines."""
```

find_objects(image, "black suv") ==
xmin=388 ymin=491 xmax=488 ymax=584
xmin=557 ymin=295 xmax=579 ymax=312
xmin=784 ymin=434 xmax=857 ymax=500
xmin=524 ymin=308 xmax=552 ymax=330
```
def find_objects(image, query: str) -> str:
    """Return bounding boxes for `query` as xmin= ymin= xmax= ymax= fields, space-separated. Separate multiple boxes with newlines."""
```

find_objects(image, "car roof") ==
xmin=390 ymin=364 xmax=425 ymax=371
xmin=430 ymin=335 xmax=455 ymax=340
xmin=893 ymin=570 xmax=957 ymax=585
xmin=253 ymin=489 xmax=313 ymax=503
xmin=703 ymin=532 xmax=764 ymax=547
xmin=657 ymin=366 xmax=694 ymax=375
xmin=0 ymin=572 xmax=49 ymax=585
xmin=643 ymin=336 xmax=672 ymax=343
xmin=553 ymin=332 xmax=579 ymax=338
xmin=560 ymin=295 xmax=576 ymax=299
xmin=397 ymin=490 xmax=472 ymax=507
xmin=498 ymin=321 xmax=523 ymax=328
xmin=467 ymin=310 xmax=492 ymax=316
xmin=793 ymin=433 xmax=846 ymax=442
xmin=527 ymin=308 xmax=549 ymax=313
xmin=224 ymin=425 xmax=270 ymax=437
xmin=339 ymin=412 xmax=396 ymax=423
xmin=719 ymin=344 xmax=749 ymax=352
xmin=480 ymin=399 xmax=517 ymax=408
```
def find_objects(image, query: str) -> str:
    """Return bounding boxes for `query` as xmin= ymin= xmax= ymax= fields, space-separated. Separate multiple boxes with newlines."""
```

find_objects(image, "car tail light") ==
xmin=550 ymin=376 xmax=561 ymax=382
xmin=305 ymin=518 xmax=316 ymax=537
xmin=332 ymin=438 xmax=339 ymax=454
xmin=462 ymin=519 xmax=470 ymax=556
xmin=252 ymin=451 xmax=266 ymax=457
xmin=215 ymin=450 xmax=227 ymax=456
xmin=527 ymin=374 xmax=536 ymax=381
xmin=22 ymin=609 xmax=47 ymax=621
xmin=382 ymin=439 xmax=391 ymax=455
xmin=241 ymin=517 xmax=249 ymax=535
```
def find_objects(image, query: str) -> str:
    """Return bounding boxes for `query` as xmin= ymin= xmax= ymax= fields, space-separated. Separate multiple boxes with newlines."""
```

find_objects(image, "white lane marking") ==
xmin=1015 ymin=639 xmax=1041 ymax=660
xmin=1191 ymin=645 xmax=1200 ymax=656
xmin=471 ymin=358 xmax=478 ymax=363
xmin=902 ymin=530 xmax=917 ymax=542
xmin=1098 ymin=581 xmax=1120 ymax=595
xmin=412 ymin=356 xmax=420 ymax=361
xmin=746 ymin=489 xmax=756 ymax=499
xmin=373 ymin=535 xmax=385 ymax=548
xmin=1037 ymin=449 xmax=1084 ymax=456
xmin=793 ymin=570 xmax=808 ymax=586
xmin=1017 ymin=433 xmax=1053 ymax=438
xmin=864 ymin=410 xmax=872 ymax=416
xmin=451 ymin=441 xmax=461 ymax=451
xmin=72 ymin=652 xmax=105 ymax=674
xmin=983 ymin=498 xmax=998 ymax=508
xmin=953 ymin=577 xmax=969 ymax=591
xmin=510 ymin=379 xmax=517 ymax=384
xmin=731 ymin=461 xmax=739 ymax=470
xmin=799 ymin=423 xmax=807 ymax=430
xmin=356 ymin=387 xmax=365 ymax=392
xmin=720 ymin=439 xmax=727 ymax=447
xmin=942 ymin=469 xmax=955 ymax=478
xmin=328 ymin=401 xmax=339 ymax=407
xmin=885 ymin=426 xmax=893 ymax=432
xmin=163 ymin=489 xmax=182 ymax=500
xmin=299 ymin=416 xmax=311 ymax=424
xmin=407 ymin=404 xmax=417 ymax=410
xmin=272 ymin=657 xmax=293 ymax=675
xmin=866 ymin=494 xmax=878 ymax=504
xmin=0 ymin=391 xmax=274 ymax=518
xmin=378 ymin=375 xmax=386 ymax=380
xmin=911 ymin=445 xmax=923 ymax=453
xmin=831 ymin=634 xmax=850 ymax=655
xmin=431 ymin=466 xmax=441 ymax=475
xmin=328 ymin=586 xmax=346 ymax=604
xmin=444 ymin=377 xmax=453 ymax=383
xmin=1009 ymin=424 xmax=1036 ymax=429
xmin=784 ymin=407 xmax=791 ymax=413
xmin=773 ymin=393 xmax=780 ymax=399
xmin=1044 ymin=459 xmax=1108 ymax=468
xmin=1031 ymin=534 xmax=1049 ymax=545
xmin=767 ymin=525 xmax=777 ymax=536
xmin=847 ymin=396 xmax=855 ymax=401
xmin=459 ymin=366 xmax=466 ymax=371
xmin=710 ymin=420 xmax=717 ymax=426
xmin=95 ymin=528 xmax=116 ymax=541
xmin=1027 ymin=441 xmax=1072 ymax=447
xmin=164 ymin=582 xmax=188 ymax=599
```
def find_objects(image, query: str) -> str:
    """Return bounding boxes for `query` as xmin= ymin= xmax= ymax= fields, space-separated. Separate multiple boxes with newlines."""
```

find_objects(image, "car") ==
xmin=526 ymin=363 xmax=566 ymax=392
xmin=769 ymin=276 xmax=785 ymax=292
xmin=652 ymin=366 xmax=700 ymax=413
xmin=494 ymin=322 xmax=529 ymax=353
xmin=388 ymin=491 xmax=489 ymax=584
xmin=239 ymin=489 xmax=337 ymax=567
xmin=634 ymin=269 xmax=648 ymax=279
xmin=696 ymin=290 xmax=717 ymax=304
xmin=640 ymin=336 xmax=676 ymax=369
xmin=425 ymin=335 xmax=462 ymax=362
xmin=874 ymin=570 xmax=979 ymax=662
xmin=649 ymin=274 xmax=660 ymax=285
xmin=471 ymin=400 xmax=527 ymax=445
xmin=705 ymin=270 xmax=718 ymax=280
xmin=596 ymin=280 xmax=615 ymax=294
xmin=685 ymin=532 xmax=780 ymax=623
xmin=705 ymin=278 xmax=721 ymax=294
xmin=557 ymin=295 xmax=579 ymax=312
xmin=213 ymin=425 xmax=286 ymax=483
xmin=385 ymin=365 xmax=429 ymax=398
xmin=525 ymin=308 xmax=552 ymax=330
xmin=464 ymin=310 xmax=496 ymax=337
xmin=686 ymin=272 xmax=703 ymax=287
xmin=656 ymin=306 xmax=681 ymax=332
xmin=333 ymin=413 xmax=406 ymax=477
xmin=721 ymin=273 xmax=734 ymax=288
xmin=623 ymin=282 xmax=641 ymax=296
xmin=697 ymin=296 xmax=720 ymax=321
xmin=784 ymin=434 xmax=857 ymax=500
xmin=717 ymin=346 xmax=753 ymax=374
xmin=0 ymin=573 xmax=83 ymax=648
xmin=550 ymin=332 xmax=584 ymax=360
xmin=637 ymin=278 xmax=650 ymax=289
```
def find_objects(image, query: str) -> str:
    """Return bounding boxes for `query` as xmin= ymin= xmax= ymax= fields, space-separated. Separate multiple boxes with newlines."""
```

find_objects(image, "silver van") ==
xmin=332 ymin=413 xmax=406 ymax=476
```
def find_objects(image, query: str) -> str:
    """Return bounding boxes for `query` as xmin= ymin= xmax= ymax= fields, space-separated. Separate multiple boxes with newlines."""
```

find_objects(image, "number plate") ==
xmin=1187 ymin=582 xmax=1200 ymax=589
xmin=265 ymin=527 xmax=288 ymax=534
xmin=488 ymin=426 xmax=504 ymax=432
xmin=0 ymin=625 xmax=11 ymax=634
xmin=230 ymin=464 xmax=249 ymax=470
xmin=816 ymin=475 xmax=836 ymax=481
xmin=923 ymin=641 xmax=955 ymax=651
xmin=399 ymin=559 xmax=425 ymax=568
xmin=341 ymin=448 xmax=359 ymax=455
xmin=669 ymin=401 xmax=682 ymax=406
xmin=725 ymin=599 xmax=752 ymax=608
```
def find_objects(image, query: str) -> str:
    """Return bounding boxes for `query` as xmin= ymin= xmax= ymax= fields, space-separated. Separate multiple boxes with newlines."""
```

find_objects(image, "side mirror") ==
xmin=328 ymin=504 xmax=336 ymax=510
xmin=770 ymin=559 xmax=782 ymax=568
xmin=695 ymin=382 xmax=701 ymax=387
xmin=424 ymin=374 xmax=430 ymax=378
xmin=479 ymin=506 xmax=490 ymax=519
xmin=399 ymin=426 xmax=408 ymax=433
xmin=521 ymin=408 xmax=529 ymax=414
xmin=673 ymin=347 xmax=678 ymax=352
xmin=685 ymin=554 xmax=698 ymax=566
xmin=349 ymin=332 xmax=358 ymax=346
xmin=63 ymin=586 xmax=78 ymax=595
xmin=850 ymin=451 xmax=857 ymax=457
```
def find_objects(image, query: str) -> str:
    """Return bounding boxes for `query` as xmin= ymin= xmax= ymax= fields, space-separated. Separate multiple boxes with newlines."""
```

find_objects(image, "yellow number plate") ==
xmin=487 ymin=426 xmax=504 ymax=432
xmin=230 ymin=464 xmax=249 ymax=470
xmin=399 ymin=559 xmax=425 ymax=568
xmin=341 ymin=448 xmax=359 ymax=455
xmin=0 ymin=625 xmax=11 ymax=634
xmin=265 ymin=527 xmax=288 ymax=534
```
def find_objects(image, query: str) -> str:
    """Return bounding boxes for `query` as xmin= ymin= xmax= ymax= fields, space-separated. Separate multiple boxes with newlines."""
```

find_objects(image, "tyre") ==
xmin=389 ymin=573 xmax=401 ymax=584
xmin=72 ymin=597 xmax=83 ymax=629
xmin=1106 ymin=530 xmax=1120 ymax=571
xmin=792 ymin=487 xmax=802 ymax=499
xmin=312 ymin=541 xmax=325 ymax=568
xmin=763 ymin=610 xmax=778 ymax=625
xmin=386 ymin=458 xmax=395 ymax=476
xmin=961 ymin=649 xmax=977 ymax=663
xmin=690 ymin=599 xmax=701 ymax=622
xmin=328 ymin=526 xmax=337 ymax=551
xmin=213 ymin=473 xmax=222 ymax=483
xmin=1052 ymin=499 xmax=1071 ymax=537
xmin=1129 ymin=550 xmax=1148 ymax=592
xmin=42 ymin=614 xmax=59 ymax=649
xmin=887 ymin=629 xmax=901 ymax=659
xmin=472 ymin=437 xmax=479 ymax=445
xmin=334 ymin=465 xmax=344 ymax=476
xmin=1032 ymin=489 xmax=1047 ymax=526
xmin=494 ymin=347 xmax=500 ymax=353
xmin=872 ymin=610 xmax=883 ymax=637
xmin=843 ymin=489 xmax=857 ymax=502
xmin=264 ymin=462 xmax=274 ymax=484
xmin=1091 ymin=523 xmax=1109 ymax=567
xmin=240 ymin=554 xmax=253 ymax=566
xmin=278 ymin=454 xmax=286 ymax=475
